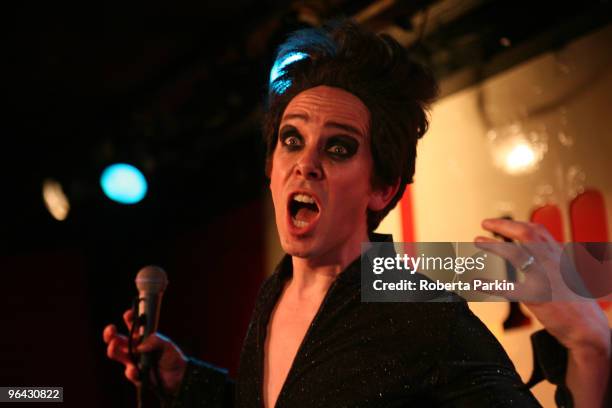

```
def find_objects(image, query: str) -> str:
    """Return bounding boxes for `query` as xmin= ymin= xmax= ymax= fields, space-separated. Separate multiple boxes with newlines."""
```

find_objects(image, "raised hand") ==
xmin=476 ymin=218 xmax=610 ymax=408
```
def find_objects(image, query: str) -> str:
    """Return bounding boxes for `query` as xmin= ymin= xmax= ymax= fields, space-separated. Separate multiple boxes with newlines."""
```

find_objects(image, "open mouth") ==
xmin=288 ymin=193 xmax=320 ymax=229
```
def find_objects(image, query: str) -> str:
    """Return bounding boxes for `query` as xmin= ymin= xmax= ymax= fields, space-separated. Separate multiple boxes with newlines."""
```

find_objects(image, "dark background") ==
xmin=1 ymin=1 xmax=610 ymax=406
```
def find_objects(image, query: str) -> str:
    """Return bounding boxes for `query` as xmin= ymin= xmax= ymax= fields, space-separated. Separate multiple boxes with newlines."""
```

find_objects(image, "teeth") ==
xmin=293 ymin=194 xmax=315 ymax=204
xmin=292 ymin=218 xmax=309 ymax=228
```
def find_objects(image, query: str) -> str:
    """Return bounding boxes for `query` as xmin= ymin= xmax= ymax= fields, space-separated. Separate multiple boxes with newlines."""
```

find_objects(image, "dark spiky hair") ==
xmin=263 ymin=20 xmax=438 ymax=231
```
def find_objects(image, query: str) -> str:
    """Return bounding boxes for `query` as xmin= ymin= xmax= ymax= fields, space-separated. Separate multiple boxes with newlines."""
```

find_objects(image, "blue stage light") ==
xmin=100 ymin=163 xmax=148 ymax=204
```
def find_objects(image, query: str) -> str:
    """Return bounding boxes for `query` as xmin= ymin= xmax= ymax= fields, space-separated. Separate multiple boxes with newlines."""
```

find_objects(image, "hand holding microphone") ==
xmin=103 ymin=266 xmax=188 ymax=396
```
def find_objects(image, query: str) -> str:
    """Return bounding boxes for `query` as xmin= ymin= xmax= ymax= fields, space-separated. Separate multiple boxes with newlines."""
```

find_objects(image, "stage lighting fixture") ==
xmin=42 ymin=178 xmax=70 ymax=221
xmin=100 ymin=163 xmax=148 ymax=204
xmin=487 ymin=123 xmax=547 ymax=175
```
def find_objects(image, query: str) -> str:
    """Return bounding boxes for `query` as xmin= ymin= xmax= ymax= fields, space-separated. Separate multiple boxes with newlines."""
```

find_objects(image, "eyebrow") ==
xmin=281 ymin=113 xmax=364 ymax=138
xmin=326 ymin=121 xmax=362 ymax=137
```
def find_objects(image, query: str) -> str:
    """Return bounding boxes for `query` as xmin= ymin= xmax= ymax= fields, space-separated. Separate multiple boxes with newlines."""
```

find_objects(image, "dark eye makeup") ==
xmin=278 ymin=126 xmax=359 ymax=159
xmin=279 ymin=126 xmax=303 ymax=150
xmin=326 ymin=136 xmax=358 ymax=159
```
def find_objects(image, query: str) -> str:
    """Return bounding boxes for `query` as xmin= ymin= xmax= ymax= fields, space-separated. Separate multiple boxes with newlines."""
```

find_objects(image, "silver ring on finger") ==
xmin=519 ymin=255 xmax=535 ymax=273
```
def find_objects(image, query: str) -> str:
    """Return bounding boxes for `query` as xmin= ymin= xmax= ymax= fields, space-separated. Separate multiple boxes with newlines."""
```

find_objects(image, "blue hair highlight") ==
xmin=269 ymin=51 xmax=308 ymax=94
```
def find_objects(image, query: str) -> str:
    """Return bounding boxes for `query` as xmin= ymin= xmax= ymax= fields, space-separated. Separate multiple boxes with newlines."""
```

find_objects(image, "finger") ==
xmin=482 ymin=218 xmax=547 ymax=243
xmin=103 ymin=324 xmax=117 ymax=344
xmin=125 ymin=364 xmax=141 ymax=386
xmin=480 ymin=219 xmax=561 ymax=262
xmin=107 ymin=336 xmax=133 ymax=366
xmin=136 ymin=333 xmax=167 ymax=354
xmin=474 ymin=237 xmax=532 ymax=272
xmin=527 ymin=222 xmax=560 ymax=248
xmin=123 ymin=309 xmax=135 ymax=332
xmin=474 ymin=236 xmax=497 ymax=243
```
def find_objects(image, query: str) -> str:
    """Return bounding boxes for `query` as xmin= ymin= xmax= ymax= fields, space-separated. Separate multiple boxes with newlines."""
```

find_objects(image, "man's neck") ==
xmin=287 ymin=230 xmax=368 ymax=300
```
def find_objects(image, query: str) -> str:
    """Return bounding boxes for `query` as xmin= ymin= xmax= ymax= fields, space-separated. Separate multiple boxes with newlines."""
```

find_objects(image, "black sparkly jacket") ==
xmin=170 ymin=235 xmax=571 ymax=408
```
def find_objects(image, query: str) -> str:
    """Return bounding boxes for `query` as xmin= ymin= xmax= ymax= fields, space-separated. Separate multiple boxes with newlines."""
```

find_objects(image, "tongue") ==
xmin=294 ymin=207 xmax=318 ymax=223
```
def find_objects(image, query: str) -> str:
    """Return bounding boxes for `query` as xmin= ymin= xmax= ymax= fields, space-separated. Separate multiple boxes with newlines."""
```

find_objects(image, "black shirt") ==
xmin=171 ymin=236 xmax=543 ymax=407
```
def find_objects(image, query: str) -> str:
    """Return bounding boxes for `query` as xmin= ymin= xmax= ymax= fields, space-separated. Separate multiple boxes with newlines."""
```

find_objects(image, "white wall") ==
xmin=411 ymin=24 xmax=612 ymax=407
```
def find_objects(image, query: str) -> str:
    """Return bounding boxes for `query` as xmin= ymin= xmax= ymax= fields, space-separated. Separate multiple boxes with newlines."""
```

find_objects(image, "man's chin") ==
xmin=280 ymin=237 xmax=318 ymax=259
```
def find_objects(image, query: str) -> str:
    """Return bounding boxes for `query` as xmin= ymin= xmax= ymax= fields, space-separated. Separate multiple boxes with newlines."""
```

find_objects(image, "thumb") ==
xmin=136 ymin=333 xmax=167 ymax=353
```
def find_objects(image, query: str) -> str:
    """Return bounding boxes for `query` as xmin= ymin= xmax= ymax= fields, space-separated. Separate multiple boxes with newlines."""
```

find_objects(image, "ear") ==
xmin=368 ymin=178 xmax=401 ymax=212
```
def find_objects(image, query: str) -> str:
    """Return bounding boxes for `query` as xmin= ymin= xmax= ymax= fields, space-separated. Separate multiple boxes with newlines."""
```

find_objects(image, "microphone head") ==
xmin=135 ymin=265 xmax=168 ymax=295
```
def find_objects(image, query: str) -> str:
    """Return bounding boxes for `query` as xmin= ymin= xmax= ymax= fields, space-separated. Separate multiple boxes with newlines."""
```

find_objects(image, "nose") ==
xmin=295 ymin=147 xmax=323 ymax=180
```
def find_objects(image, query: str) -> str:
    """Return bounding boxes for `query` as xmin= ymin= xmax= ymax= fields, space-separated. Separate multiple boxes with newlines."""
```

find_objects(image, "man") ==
xmin=104 ymin=21 xmax=610 ymax=407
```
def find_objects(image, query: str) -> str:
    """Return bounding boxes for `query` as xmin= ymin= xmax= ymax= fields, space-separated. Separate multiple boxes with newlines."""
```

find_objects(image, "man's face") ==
xmin=270 ymin=85 xmax=379 ymax=262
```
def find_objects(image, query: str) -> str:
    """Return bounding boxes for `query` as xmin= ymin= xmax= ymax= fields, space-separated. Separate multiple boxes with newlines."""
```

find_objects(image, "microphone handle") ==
xmin=138 ymin=293 xmax=162 ymax=385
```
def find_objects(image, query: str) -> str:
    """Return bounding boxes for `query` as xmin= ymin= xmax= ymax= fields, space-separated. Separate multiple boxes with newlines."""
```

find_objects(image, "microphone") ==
xmin=135 ymin=265 xmax=168 ymax=386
